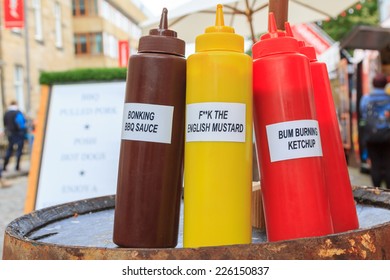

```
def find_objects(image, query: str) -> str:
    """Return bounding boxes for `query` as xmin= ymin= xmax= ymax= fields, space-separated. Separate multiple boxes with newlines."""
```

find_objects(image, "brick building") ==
xmin=0 ymin=0 xmax=147 ymax=126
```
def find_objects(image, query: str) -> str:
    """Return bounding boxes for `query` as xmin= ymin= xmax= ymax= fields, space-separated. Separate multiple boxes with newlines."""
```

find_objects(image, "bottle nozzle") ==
xmin=149 ymin=8 xmax=177 ymax=37
xmin=284 ymin=22 xmax=305 ymax=48
xmin=138 ymin=7 xmax=185 ymax=56
xmin=159 ymin=8 xmax=168 ymax=30
xmin=205 ymin=4 xmax=234 ymax=33
xmin=284 ymin=22 xmax=293 ymax=37
xmin=215 ymin=4 xmax=225 ymax=27
xmin=284 ymin=21 xmax=317 ymax=60
xmin=268 ymin=12 xmax=277 ymax=34
xmin=260 ymin=12 xmax=286 ymax=40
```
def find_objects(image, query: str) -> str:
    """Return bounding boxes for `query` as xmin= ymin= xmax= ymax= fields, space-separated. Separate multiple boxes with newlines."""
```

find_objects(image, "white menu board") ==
xmin=35 ymin=82 xmax=126 ymax=209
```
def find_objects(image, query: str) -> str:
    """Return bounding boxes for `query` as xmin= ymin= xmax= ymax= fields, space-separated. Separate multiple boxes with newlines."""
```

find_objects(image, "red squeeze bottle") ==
xmin=284 ymin=23 xmax=359 ymax=233
xmin=252 ymin=13 xmax=334 ymax=242
xmin=113 ymin=8 xmax=186 ymax=248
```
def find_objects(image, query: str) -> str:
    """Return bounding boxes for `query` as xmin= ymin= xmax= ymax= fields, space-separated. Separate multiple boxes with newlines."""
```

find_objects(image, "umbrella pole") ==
xmin=268 ymin=0 xmax=289 ymax=30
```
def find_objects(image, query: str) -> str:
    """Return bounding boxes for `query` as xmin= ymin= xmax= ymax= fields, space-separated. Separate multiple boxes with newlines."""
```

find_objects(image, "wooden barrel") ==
xmin=3 ymin=186 xmax=390 ymax=260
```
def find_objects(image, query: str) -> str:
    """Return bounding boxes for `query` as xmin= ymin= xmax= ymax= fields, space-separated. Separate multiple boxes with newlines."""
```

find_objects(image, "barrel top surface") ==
xmin=23 ymin=203 xmax=390 ymax=248
xmin=4 ymin=187 xmax=390 ymax=259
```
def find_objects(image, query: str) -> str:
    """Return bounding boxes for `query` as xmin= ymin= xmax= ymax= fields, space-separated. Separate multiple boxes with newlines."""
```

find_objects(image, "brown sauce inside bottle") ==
xmin=113 ymin=8 xmax=186 ymax=248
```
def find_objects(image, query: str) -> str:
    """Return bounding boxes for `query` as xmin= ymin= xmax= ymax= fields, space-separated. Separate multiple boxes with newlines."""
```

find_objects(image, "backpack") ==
xmin=3 ymin=110 xmax=19 ymax=134
xmin=364 ymin=99 xmax=390 ymax=143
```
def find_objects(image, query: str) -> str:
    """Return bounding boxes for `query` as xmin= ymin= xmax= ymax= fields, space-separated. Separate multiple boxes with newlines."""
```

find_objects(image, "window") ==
xmin=72 ymin=0 xmax=98 ymax=16
xmin=72 ymin=0 xmax=77 ymax=15
xmin=33 ymin=0 xmax=43 ymax=41
xmin=90 ymin=0 xmax=98 ymax=15
xmin=91 ymin=33 xmax=103 ymax=54
xmin=74 ymin=33 xmax=103 ymax=55
xmin=103 ymin=32 xmax=118 ymax=59
xmin=100 ymin=1 xmax=141 ymax=38
xmin=14 ymin=65 xmax=25 ymax=111
xmin=54 ymin=2 xmax=63 ymax=48
xmin=74 ymin=34 xmax=87 ymax=54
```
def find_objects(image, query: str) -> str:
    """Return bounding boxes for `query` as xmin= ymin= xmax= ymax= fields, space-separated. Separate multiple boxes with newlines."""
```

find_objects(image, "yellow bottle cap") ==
xmin=196 ymin=4 xmax=244 ymax=53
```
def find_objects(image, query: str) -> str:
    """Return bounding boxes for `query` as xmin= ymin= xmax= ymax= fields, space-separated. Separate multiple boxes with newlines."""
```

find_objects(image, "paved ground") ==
xmin=0 ymin=162 xmax=374 ymax=259
xmin=0 ymin=159 xmax=30 ymax=260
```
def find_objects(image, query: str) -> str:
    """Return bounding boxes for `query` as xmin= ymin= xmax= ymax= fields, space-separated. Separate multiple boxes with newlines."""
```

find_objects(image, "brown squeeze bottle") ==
xmin=113 ymin=8 xmax=186 ymax=248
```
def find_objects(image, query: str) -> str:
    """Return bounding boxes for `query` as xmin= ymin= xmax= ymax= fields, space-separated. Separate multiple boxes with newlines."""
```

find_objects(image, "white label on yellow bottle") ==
xmin=266 ymin=119 xmax=323 ymax=162
xmin=186 ymin=102 xmax=246 ymax=142
xmin=121 ymin=103 xmax=174 ymax=144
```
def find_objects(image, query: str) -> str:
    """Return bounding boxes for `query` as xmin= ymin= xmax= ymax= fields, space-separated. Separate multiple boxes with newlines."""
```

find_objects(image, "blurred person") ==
xmin=3 ymin=100 xmax=27 ymax=171
xmin=360 ymin=73 xmax=390 ymax=189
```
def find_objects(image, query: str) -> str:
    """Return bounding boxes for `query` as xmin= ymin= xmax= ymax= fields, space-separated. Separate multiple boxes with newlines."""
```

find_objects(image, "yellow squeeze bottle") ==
xmin=183 ymin=4 xmax=252 ymax=248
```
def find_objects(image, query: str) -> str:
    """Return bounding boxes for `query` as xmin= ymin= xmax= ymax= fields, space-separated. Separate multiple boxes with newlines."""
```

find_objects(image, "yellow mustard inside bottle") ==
xmin=183 ymin=4 xmax=253 ymax=248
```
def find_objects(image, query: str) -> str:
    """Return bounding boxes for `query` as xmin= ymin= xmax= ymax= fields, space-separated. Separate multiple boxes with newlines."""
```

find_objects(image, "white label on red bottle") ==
xmin=186 ymin=102 xmax=246 ymax=142
xmin=121 ymin=103 xmax=174 ymax=144
xmin=266 ymin=120 xmax=323 ymax=162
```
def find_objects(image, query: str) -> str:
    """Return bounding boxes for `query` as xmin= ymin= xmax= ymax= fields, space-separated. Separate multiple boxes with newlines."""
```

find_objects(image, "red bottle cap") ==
xmin=252 ymin=13 xmax=299 ymax=59
xmin=284 ymin=22 xmax=317 ymax=62
xmin=138 ymin=8 xmax=185 ymax=56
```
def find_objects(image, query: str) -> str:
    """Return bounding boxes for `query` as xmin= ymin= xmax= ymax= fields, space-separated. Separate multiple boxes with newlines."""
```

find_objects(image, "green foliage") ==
xmin=39 ymin=67 xmax=127 ymax=85
xmin=318 ymin=0 xmax=379 ymax=42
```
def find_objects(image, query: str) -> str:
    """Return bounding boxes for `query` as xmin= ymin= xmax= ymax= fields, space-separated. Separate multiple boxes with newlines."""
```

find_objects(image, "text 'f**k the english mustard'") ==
xmin=183 ymin=4 xmax=253 ymax=248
